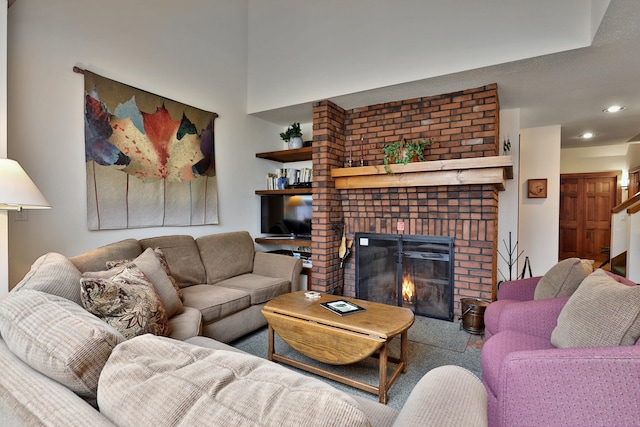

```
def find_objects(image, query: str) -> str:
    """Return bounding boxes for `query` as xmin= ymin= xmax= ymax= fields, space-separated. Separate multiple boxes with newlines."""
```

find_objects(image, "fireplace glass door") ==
xmin=355 ymin=233 xmax=454 ymax=320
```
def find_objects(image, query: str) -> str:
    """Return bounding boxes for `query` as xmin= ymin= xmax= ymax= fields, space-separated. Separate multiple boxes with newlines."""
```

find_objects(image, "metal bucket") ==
xmin=460 ymin=298 xmax=490 ymax=335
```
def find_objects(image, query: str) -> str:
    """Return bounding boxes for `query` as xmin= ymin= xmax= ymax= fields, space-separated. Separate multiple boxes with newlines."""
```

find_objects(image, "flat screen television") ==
xmin=260 ymin=195 xmax=312 ymax=238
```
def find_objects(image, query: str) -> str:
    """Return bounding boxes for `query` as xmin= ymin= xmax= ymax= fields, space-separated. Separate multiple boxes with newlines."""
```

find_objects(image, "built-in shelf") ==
xmin=255 ymin=237 xmax=312 ymax=247
xmin=331 ymin=156 xmax=513 ymax=191
xmin=256 ymin=146 xmax=312 ymax=162
xmin=255 ymin=188 xmax=313 ymax=195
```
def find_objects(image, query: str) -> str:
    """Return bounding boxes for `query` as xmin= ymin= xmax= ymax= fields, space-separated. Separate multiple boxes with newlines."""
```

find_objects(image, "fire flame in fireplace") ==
xmin=402 ymin=274 xmax=415 ymax=303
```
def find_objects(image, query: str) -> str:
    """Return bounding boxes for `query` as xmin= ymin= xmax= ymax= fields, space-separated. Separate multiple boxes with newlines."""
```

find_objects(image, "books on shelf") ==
xmin=266 ymin=167 xmax=313 ymax=190
xmin=266 ymin=173 xmax=279 ymax=191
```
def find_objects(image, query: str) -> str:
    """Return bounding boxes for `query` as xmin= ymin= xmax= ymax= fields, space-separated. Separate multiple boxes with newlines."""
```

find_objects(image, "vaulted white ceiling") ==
xmin=8 ymin=0 xmax=640 ymax=148
xmin=249 ymin=0 xmax=639 ymax=150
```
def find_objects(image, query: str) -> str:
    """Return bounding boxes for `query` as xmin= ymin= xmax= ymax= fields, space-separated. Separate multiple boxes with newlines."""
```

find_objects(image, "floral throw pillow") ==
xmin=80 ymin=264 xmax=170 ymax=339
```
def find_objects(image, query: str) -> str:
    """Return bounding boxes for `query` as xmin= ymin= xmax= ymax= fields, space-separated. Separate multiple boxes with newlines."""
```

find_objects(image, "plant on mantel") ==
xmin=382 ymin=138 xmax=436 ymax=174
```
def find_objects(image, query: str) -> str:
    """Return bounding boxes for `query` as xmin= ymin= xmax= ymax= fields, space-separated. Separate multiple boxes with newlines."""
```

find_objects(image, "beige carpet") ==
xmin=230 ymin=316 xmax=482 ymax=411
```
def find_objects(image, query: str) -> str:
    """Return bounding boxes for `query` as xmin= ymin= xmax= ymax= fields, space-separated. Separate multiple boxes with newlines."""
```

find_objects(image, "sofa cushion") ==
xmin=534 ymin=258 xmax=592 ymax=300
xmin=551 ymin=269 xmax=640 ymax=347
xmin=98 ymin=335 xmax=371 ymax=427
xmin=216 ymin=273 xmax=290 ymax=305
xmin=0 ymin=290 xmax=124 ymax=400
xmin=103 ymin=247 xmax=184 ymax=318
xmin=0 ymin=339 xmax=117 ymax=426
xmin=12 ymin=252 xmax=83 ymax=305
xmin=181 ymin=284 xmax=250 ymax=323
xmin=196 ymin=231 xmax=255 ymax=284
xmin=69 ymin=238 xmax=142 ymax=273
xmin=80 ymin=265 xmax=170 ymax=339
xmin=139 ymin=235 xmax=206 ymax=287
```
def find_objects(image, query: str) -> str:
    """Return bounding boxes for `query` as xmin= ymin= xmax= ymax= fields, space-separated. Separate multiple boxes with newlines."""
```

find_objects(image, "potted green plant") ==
xmin=280 ymin=122 xmax=303 ymax=149
xmin=383 ymin=138 xmax=435 ymax=173
xmin=383 ymin=140 xmax=404 ymax=173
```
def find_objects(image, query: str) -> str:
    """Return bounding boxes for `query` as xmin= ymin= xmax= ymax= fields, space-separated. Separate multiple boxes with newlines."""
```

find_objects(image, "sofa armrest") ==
xmin=393 ymin=366 xmax=487 ymax=427
xmin=490 ymin=296 xmax=569 ymax=340
xmin=499 ymin=345 xmax=640 ymax=427
xmin=253 ymin=252 xmax=303 ymax=292
xmin=167 ymin=306 xmax=202 ymax=341
xmin=497 ymin=276 xmax=541 ymax=301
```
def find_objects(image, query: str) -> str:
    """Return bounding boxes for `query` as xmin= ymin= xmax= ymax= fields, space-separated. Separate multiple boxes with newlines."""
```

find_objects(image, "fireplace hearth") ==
xmin=355 ymin=233 xmax=454 ymax=320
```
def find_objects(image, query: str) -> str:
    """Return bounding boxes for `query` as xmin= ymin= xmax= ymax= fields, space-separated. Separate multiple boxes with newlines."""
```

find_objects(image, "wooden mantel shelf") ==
xmin=331 ymin=156 xmax=513 ymax=190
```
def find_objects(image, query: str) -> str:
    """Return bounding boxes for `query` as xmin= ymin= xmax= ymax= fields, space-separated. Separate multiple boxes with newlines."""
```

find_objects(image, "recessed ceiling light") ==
xmin=603 ymin=105 xmax=625 ymax=113
xmin=580 ymin=132 xmax=594 ymax=139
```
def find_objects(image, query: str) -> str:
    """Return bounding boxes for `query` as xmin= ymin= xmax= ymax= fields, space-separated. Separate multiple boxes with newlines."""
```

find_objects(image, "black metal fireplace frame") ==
xmin=355 ymin=233 xmax=455 ymax=321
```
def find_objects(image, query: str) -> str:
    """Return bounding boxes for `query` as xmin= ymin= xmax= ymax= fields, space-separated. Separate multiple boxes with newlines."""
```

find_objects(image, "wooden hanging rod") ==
xmin=73 ymin=66 xmax=85 ymax=74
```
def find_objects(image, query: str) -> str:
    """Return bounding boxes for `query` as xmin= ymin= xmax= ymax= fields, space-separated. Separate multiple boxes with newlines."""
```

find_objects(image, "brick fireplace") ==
xmin=310 ymin=84 xmax=504 ymax=317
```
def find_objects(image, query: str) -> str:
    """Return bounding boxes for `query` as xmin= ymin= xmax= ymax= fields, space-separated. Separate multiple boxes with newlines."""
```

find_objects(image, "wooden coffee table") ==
xmin=262 ymin=291 xmax=415 ymax=404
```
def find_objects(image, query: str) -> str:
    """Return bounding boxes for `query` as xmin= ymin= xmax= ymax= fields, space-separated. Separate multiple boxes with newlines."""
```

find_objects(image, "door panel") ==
xmin=559 ymin=177 xmax=580 ymax=259
xmin=559 ymin=173 xmax=618 ymax=262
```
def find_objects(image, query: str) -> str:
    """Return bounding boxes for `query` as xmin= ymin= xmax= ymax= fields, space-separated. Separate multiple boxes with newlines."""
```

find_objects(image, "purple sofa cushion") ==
xmin=481 ymin=330 xmax=553 ymax=397
xmin=484 ymin=296 xmax=570 ymax=341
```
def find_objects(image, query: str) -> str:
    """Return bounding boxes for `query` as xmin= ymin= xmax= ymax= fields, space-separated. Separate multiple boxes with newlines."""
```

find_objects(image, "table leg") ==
xmin=267 ymin=324 xmax=274 ymax=361
xmin=378 ymin=341 xmax=388 ymax=404
xmin=400 ymin=330 xmax=408 ymax=373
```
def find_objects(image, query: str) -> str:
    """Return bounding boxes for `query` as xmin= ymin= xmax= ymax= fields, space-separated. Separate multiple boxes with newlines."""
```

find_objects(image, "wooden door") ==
xmin=559 ymin=172 xmax=619 ymax=262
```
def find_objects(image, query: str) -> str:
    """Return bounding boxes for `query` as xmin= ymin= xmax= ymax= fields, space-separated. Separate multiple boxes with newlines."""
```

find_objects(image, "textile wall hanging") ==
xmin=83 ymin=70 xmax=218 ymax=230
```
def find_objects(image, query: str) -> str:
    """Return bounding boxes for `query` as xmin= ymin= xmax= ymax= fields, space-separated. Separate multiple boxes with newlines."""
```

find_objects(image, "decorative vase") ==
xmin=288 ymin=136 xmax=303 ymax=149
xmin=277 ymin=176 xmax=288 ymax=190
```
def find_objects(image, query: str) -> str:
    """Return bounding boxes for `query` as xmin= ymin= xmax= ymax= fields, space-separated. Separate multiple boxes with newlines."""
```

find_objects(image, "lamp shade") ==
xmin=0 ymin=158 xmax=51 ymax=210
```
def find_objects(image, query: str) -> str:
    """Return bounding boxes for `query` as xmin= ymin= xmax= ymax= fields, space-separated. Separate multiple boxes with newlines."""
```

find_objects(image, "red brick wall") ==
xmin=311 ymin=100 xmax=346 ymax=294
xmin=311 ymin=85 xmax=499 ymax=314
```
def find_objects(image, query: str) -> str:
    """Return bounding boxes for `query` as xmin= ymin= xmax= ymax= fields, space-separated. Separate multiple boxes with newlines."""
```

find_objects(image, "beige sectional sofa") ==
xmin=67 ymin=231 xmax=302 ymax=342
xmin=0 ymin=230 xmax=489 ymax=425
xmin=0 ymin=289 xmax=487 ymax=426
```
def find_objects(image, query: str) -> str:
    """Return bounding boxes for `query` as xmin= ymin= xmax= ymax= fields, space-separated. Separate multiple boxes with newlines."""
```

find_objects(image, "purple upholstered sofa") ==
xmin=481 ymin=268 xmax=640 ymax=427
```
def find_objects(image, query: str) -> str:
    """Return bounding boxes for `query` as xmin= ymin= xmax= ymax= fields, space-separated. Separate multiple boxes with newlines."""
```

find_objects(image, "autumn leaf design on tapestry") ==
xmin=84 ymin=94 xmax=131 ymax=168
xmin=82 ymin=70 xmax=219 ymax=230
xmin=85 ymin=91 xmax=215 ymax=182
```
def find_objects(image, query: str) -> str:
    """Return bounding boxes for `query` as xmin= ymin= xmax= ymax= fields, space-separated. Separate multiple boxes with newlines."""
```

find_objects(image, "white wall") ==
xmin=560 ymin=144 xmax=628 ymax=174
xmin=629 ymin=212 xmax=640 ymax=282
xmin=628 ymin=143 xmax=640 ymax=171
xmin=497 ymin=109 xmax=520 ymax=283
xmin=6 ymin=0 xmax=283 ymax=288
xmin=518 ymin=125 xmax=561 ymax=276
